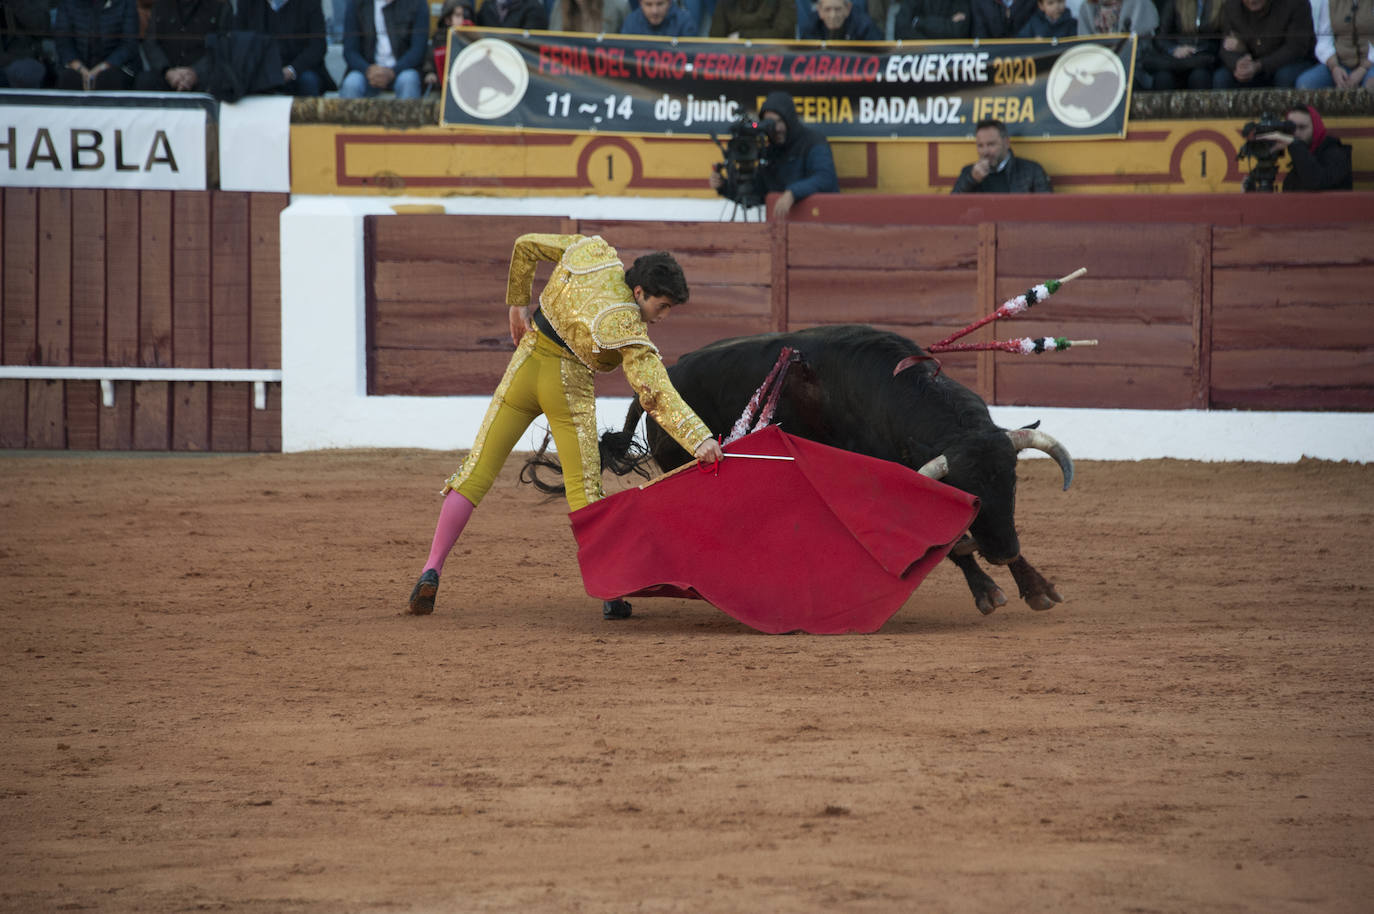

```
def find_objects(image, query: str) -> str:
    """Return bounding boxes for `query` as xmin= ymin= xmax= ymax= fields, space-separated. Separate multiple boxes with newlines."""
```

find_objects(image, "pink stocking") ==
xmin=423 ymin=491 xmax=475 ymax=575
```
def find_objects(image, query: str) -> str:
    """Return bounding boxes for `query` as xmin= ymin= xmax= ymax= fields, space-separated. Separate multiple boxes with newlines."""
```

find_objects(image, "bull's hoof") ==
xmin=974 ymin=586 xmax=1008 ymax=616
xmin=603 ymin=599 xmax=633 ymax=620
xmin=1024 ymin=589 xmax=1063 ymax=611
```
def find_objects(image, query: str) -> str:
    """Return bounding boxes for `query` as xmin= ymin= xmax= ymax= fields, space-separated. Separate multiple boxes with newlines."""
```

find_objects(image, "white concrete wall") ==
xmin=280 ymin=195 xmax=1374 ymax=462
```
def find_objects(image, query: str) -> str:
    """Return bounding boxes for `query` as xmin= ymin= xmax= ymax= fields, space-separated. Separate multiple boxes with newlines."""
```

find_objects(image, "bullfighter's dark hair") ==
xmin=625 ymin=252 xmax=689 ymax=306
xmin=975 ymin=118 xmax=1009 ymax=140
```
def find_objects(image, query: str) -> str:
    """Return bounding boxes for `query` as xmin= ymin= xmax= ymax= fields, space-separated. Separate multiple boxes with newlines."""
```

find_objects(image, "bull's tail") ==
xmin=517 ymin=405 xmax=655 ymax=498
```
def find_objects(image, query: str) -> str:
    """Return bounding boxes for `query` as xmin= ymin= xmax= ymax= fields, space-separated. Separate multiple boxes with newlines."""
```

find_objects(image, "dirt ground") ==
xmin=2 ymin=447 xmax=1372 ymax=913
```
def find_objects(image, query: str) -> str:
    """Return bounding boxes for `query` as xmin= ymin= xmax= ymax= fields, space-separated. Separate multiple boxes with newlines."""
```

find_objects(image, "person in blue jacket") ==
xmin=709 ymin=90 xmax=839 ymax=220
xmin=339 ymin=0 xmax=429 ymax=98
xmin=799 ymin=0 xmax=883 ymax=39
xmin=621 ymin=0 xmax=699 ymax=35
xmin=54 ymin=0 xmax=139 ymax=90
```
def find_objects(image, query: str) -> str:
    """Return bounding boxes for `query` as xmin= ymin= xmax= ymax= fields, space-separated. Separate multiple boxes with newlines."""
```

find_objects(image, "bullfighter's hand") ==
xmin=771 ymin=189 xmax=796 ymax=221
xmin=694 ymin=438 xmax=723 ymax=465
xmin=509 ymin=306 xmax=530 ymax=346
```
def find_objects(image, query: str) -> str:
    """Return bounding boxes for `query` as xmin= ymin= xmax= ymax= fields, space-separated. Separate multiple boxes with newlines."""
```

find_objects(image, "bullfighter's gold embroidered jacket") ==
xmin=506 ymin=233 xmax=712 ymax=456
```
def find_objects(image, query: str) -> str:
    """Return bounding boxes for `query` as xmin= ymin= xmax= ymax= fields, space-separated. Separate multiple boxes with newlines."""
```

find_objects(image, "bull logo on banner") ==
xmin=1045 ymin=43 xmax=1127 ymax=130
xmin=450 ymin=38 xmax=529 ymax=120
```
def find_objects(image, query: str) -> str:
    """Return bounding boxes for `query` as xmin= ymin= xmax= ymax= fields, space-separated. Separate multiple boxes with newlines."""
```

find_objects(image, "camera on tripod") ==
xmin=711 ymin=115 xmax=780 ymax=210
xmin=1238 ymin=111 xmax=1295 ymax=193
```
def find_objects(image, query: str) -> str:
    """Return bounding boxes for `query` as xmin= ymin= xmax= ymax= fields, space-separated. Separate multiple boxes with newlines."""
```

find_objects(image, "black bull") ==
xmin=606 ymin=324 xmax=1074 ymax=615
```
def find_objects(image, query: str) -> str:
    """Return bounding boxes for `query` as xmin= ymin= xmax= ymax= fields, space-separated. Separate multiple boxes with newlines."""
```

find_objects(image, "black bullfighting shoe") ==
xmin=602 ymin=599 xmax=633 ymax=620
xmin=407 ymin=569 xmax=440 ymax=615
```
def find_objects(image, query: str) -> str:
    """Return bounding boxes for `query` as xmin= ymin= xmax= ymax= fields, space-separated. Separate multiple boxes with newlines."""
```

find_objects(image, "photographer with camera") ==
xmin=1258 ymin=106 xmax=1353 ymax=192
xmin=709 ymin=91 xmax=839 ymax=220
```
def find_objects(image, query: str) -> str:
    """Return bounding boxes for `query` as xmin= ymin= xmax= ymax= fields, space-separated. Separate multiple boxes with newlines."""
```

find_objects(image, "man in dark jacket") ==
xmin=1212 ymin=0 xmax=1314 ymax=88
xmin=710 ymin=90 xmax=840 ymax=220
xmin=969 ymin=0 xmax=1034 ymax=37
xmin=473 ymin=0 xmax=549 ymax=29
xmin=1264 ymin=105 xmax=1354 ymax=192
xmin=800 ymin=0 xmax=883 ymax=39
xmin=236 ymin=0 xmax=333 ymax=96
xmin=339 ymin=0 xmax=428 ymax=98
xmin=894 ymin=0 xmax=970 ymax=38
xmin=54 ymin=0 xmax=140 ymax=89
xmin=1 ymin=0 xmax=51 ymax=87
xmin=952 ymin=118 xmax=1052 ymax=194
xmin=135 ymin=0 xmax=230 ymax=91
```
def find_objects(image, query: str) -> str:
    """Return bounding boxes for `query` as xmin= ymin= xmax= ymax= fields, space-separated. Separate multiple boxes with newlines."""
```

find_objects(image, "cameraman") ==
xmin=1258 ymin=105 xmax=1353 ymax=192
xmin=709 ymin=91 xmax=839 ymax=220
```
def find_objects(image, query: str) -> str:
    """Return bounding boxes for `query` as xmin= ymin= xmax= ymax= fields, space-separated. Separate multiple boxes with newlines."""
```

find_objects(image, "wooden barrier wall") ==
xmin=0 ymin=189 xmax=288 ymax=450
xmin=368 ymin=192 xmax=1374 ymax=411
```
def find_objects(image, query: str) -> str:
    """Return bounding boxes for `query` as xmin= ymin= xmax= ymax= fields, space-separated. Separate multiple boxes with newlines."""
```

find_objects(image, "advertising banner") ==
xmin=0 ymin=91 xmax=208 ymax=190
xmin=440 ymin=30 xmax=1135 ymax=140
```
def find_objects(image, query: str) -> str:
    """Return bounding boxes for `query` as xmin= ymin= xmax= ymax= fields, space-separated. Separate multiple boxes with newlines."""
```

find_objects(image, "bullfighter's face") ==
xmin=634 ymin=287 xmax=675 ymax=324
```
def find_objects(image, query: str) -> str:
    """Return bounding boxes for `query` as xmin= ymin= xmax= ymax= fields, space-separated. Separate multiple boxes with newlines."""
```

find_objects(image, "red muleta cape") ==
xmin=570 ymin=426 xmax=980 ymax=634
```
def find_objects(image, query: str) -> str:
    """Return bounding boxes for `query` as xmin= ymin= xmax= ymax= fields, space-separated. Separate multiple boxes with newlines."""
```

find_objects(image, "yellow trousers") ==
xmin=444 ymin=330 xmax=603 ymax=511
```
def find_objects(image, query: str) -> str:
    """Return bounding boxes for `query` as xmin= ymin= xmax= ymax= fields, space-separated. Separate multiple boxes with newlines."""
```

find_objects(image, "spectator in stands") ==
xmin=710 ymin=0 xmax=797 ymax=38
xmin=1296 ymin=0 xmax=1373 ymax=89
xmin=236 ymin=0 xmax=334 ymax=96
xmin=422 ymin=0 xmax=474 ymax=93
xmin=709 ymin=90 xmax=838 ymax=220
xmin=1077 ymin=0 xmax=1157 ymax=86
xmin=550 ymin=0 xmax=628 ymax=31
xmin=339 ymin=0 xmax=428 ymax=99
xmin=1259 ymin=104 xmax=1353 ymax=191
xmin=0 ymin=0 xmax=51 ymax=88
xmin=1017 ymin=0 xmax=1075 ymax=35
xmin=1211 ymin=0 xmax=1313 ymax=88
xmin=1139 ymin=0 xmax=1221 ymax=91
xmin=952 ymin=118 xmax=1052 ymax=193
xmin=621 ymin=0 xmax=701 ymax=35
xmin=134 ymin=0 xmax=229 ymax=92
xmin=800 ymin=0 xmax=884 ymax=37
xmin=475 ymin=0 xmax=550 ymax=28
xmin=1077 ymin=0 xmax=1155 ymax=34
xmin=970 ymin=0 xmax=1035 ymax=36
xmin=54 ymin=0 xmax=140 ymax=89
xmin=894 ymin=0 xmax=971 ymax=39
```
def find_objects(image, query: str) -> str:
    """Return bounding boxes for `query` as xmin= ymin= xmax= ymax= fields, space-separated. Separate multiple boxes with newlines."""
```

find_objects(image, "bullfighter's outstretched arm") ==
xmin=619 ymin=345 xmax=713 ymax=458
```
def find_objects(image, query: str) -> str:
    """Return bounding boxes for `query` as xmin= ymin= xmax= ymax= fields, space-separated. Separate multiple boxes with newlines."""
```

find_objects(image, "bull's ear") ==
xmin=1017 ymin=420 xmax=1041 ymax=430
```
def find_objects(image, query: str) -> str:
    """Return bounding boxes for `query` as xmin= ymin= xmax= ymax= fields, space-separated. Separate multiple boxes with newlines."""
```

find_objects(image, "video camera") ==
xmin=1238 ymin=112 xmax=1295 ymax=193
xmin=711 ymin=115 xmax=780 ymax=210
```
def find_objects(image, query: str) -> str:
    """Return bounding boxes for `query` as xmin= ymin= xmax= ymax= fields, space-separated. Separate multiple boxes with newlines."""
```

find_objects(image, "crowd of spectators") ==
xmin=0 ymin=0 xmax=1369 ymax=96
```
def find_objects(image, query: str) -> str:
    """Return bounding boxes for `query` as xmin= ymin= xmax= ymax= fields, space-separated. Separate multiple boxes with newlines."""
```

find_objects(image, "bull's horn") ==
xmin=917 ymin=454 xmax=949 ymax=480
xmin=1007 ymin=428 xmax=1074 ymax=491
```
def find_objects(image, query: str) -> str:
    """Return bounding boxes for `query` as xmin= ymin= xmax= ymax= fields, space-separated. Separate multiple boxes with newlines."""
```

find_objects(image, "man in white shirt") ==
xmin=339 ymin=0 xmax=429 ymax=98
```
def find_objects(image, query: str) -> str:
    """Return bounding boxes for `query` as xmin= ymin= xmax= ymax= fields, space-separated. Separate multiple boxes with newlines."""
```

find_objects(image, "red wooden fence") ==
xmin=0 ymin=189 xmax=288 ymax=451
xmin=366 ymin=193 xmax=1374 ymax=410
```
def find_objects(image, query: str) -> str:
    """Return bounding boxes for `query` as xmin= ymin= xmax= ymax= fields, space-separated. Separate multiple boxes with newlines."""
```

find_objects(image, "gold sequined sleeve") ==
xmin=619 ymin=344 xmax=713 ymax=455
xmin=506 ymin=234 xmax=583 ymax=308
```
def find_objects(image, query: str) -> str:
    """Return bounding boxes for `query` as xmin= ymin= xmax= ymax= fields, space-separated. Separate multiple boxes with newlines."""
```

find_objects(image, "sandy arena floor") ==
xmin=2 ymin=449 xmax=1372 ymax=913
